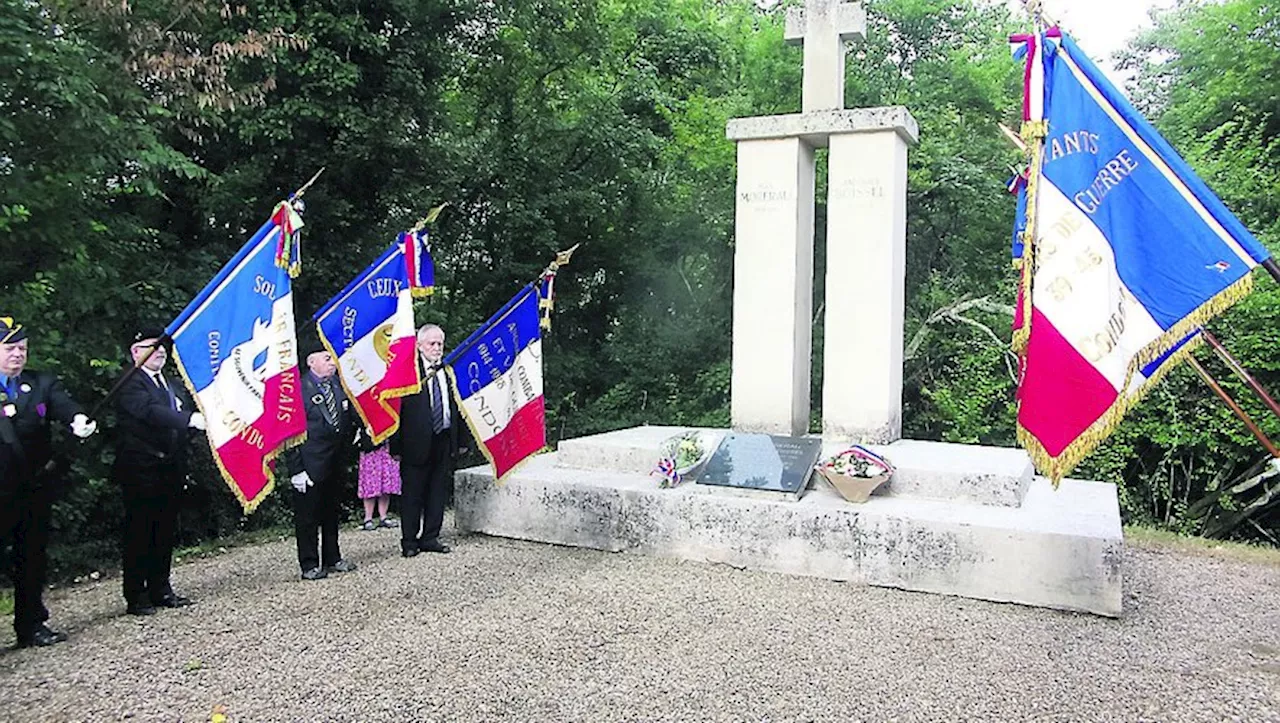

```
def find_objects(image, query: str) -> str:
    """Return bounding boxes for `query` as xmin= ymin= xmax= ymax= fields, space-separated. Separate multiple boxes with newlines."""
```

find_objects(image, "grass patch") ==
xmin=0 ymin=590 xmax=12 ymax=616
xmin=172 ymin=524 xmax=294 ymax=565
xmin=1125 ymin=525 xmax=1280 ymax=566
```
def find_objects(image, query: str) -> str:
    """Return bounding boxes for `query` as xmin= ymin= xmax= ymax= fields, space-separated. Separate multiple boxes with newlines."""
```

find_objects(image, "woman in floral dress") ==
xmin=357 ymin=434 xmax=401 ymax=531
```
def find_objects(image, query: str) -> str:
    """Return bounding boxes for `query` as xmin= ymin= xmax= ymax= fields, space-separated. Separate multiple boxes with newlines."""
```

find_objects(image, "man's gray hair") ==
xmin=417 ymin=323 xmax=443 ymax=340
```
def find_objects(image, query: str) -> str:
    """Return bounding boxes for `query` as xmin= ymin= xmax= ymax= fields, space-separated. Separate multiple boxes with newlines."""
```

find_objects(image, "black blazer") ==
xmin=284 ymin=372 xmax=356 ymax=482
xmin=0 ymin=370 xmax=84 ymax=490
xmin=112 ymin=368 xmax=194 ymax=470
xmin=389 ymin=364 xmax=469 ymax=466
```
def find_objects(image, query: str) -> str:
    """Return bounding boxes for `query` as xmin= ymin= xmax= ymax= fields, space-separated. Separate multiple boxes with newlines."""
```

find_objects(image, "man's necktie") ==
xmin=321 ymin=379 xmax=339 ymax=428
xmin=430 ymin=374 xmax=446 ymax=434
xmin=152 ymin=373 xmax=176 ymax=410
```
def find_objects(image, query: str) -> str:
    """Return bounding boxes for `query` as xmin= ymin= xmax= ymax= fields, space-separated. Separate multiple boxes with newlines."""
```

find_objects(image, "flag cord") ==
xmin=1011 ymin=120 xmax=1044 ymax=355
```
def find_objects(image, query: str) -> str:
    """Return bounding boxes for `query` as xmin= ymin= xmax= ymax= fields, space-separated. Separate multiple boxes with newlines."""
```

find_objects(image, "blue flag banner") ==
xmin=443 ymin=282 xmax=547 ymax=481
xmin=1010 ymin=29 xmax=1270 ymax=481
xmin=315 ymin=231 xmax=433 ymax=444
xmin=166 ymin=202 xmax=307 ymax=512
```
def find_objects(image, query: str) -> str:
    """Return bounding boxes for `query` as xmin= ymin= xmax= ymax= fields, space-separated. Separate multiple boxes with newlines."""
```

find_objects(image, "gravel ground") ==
xmin=0 ymin=516 xmax=1277 ymax=723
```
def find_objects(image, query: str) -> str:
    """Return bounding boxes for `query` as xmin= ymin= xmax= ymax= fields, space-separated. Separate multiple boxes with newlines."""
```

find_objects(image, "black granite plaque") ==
xmin=695 ymin=433 xmax=824 ymax=496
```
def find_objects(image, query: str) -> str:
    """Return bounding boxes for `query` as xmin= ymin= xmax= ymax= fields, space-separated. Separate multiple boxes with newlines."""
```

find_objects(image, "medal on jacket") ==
xmin=311 ymin=394 xmax=324 ymax=406
xmin=2 ymin=404 xmax=15 ymax=418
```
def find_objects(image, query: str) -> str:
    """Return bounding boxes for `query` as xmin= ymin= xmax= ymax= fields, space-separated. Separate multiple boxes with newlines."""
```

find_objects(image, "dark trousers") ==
xmin=292 ymin=473 xmax=342 ymax=571
xmin=120 ymin=475 xmax=180 ymax=606
xmin=400 ymin=431 xmax=453 ymax=552
xmin=0 ymin=482 xmax=52 ymax=640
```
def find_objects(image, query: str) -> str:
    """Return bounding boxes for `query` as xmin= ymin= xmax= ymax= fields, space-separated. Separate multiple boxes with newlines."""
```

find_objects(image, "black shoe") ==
xmin=152 ymin=594 xmax=194 ymax=609
xmin=419 ymin=540 xmax=452 ymax=554
xmin=325 ymin=559 xmax=357 ymax=574
xmin=401 ymin=546 xmax=421 ymax=558
xmin=126 ymin=603 xmax=158 ymax=616
xmin=16 ymin=625 xmax=68 ymax=648
xmin=300 ymin=567 xmax=328 ymax=581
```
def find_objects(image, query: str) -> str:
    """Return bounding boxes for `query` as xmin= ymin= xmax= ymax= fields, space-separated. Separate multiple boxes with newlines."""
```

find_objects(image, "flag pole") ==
xmin=289 ymin=167 xmax=325 ymax=202
xmin=409 ymin=203 xmax=449 ymax=234
xmin=1261 ymin=258 xmax=1280 ymax=285
xmin=432 ymin=244 xmax=580 ymax=380
xmin=1201 ymin=330 xmax=1280 ymax=421
xmin=93 ymin=173 xmax=325 ymax=419
xmin=1187 ymin=356 xmax=1280 ymax=458
xmin=88 ymin=336 xmax=170 ymax=420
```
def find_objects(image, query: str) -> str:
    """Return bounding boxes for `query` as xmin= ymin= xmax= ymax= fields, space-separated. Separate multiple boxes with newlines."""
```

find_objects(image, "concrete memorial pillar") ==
xmin=729 ymin=139 xmax=816 ymax=436
xmin=727 ymin=0 xmax=916 ymax=441
xmin=823 ymin=124 xmax=914 ymax=443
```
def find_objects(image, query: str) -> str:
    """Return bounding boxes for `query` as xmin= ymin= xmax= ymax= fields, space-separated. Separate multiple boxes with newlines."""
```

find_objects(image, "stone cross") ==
xmin=785 ymin=0 xmax=867 ymax=113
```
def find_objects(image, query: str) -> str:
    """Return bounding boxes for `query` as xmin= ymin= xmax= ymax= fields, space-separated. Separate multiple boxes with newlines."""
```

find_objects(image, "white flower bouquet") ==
xmin=652 ymin=430 xmax=715 ymax=488
xmin=816 ymin=445 xmax=894 ymax=503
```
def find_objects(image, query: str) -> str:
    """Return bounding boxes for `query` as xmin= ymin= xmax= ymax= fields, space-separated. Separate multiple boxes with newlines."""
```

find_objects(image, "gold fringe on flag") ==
xmin=1019 ymin=273 xmax=1255 ymax=484
xmin=1011 ymin=120 xmax=1049 ymax=356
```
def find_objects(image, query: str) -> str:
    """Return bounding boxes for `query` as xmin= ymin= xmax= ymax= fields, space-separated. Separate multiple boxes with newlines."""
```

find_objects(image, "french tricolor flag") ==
xmin=445 ymin=282 xmax=547 ymax=481
xmin=167 ymin=201 xmax=308 ymax=512
xmin=1010 ymin=31 xmax=1270 ymax=481
xmin=315 ymin=231 xmax=434 ymax=443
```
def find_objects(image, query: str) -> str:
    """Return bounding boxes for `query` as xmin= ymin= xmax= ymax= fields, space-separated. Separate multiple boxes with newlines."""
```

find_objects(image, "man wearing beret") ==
xmin=112 ymin=328 xmax=206 ymax=616
xmin=282 ymin=341 xmax=358 ymax=580
xmin=0 ymin=316 xmax=97 ymax=648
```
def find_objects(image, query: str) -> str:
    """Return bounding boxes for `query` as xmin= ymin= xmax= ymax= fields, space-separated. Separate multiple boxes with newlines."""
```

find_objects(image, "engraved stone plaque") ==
xmin=696 ymin=432 xmax=824 ymax=499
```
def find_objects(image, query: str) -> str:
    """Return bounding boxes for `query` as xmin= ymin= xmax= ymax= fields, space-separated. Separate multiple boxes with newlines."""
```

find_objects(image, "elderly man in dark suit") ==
xmin=112 ymin=327 xmax=205 ymax=616
xmin=0 ymin=316 xmax=97 ymax=647
xmin=391 ymin=324 xmax=469 ymax=558
xmin=283 ymin=342 xmax=358 ymax=580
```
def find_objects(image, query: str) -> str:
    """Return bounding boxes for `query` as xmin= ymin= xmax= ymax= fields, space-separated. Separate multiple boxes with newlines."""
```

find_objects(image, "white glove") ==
xmin=70 ymin=414 xmax=97 ymax=439
xmin=188 ymin=412 xmax=206 ymax=431
xmin=290 ymin=471 xmax=312 ymax=492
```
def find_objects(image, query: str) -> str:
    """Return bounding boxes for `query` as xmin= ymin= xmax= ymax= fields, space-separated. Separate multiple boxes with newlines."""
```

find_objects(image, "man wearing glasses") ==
xmin=112 ymin=328 xmax=205 ymax=616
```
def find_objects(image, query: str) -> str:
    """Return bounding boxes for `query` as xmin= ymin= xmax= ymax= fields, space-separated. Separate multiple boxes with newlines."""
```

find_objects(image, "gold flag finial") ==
xmin=539 ymin=243 xmax=581 ymax=331
xmin=410 ymin=202 xmax=450 ymax=233
xmin=554 ymin=243 xmax=580 ymax=269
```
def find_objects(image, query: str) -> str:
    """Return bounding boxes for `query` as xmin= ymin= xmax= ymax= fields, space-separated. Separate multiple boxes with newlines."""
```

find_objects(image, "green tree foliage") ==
xmin=1095 ymin=0 xmax=1280 ymax=540
xmin=2 ymin=0 xmax=1277 ymax=577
